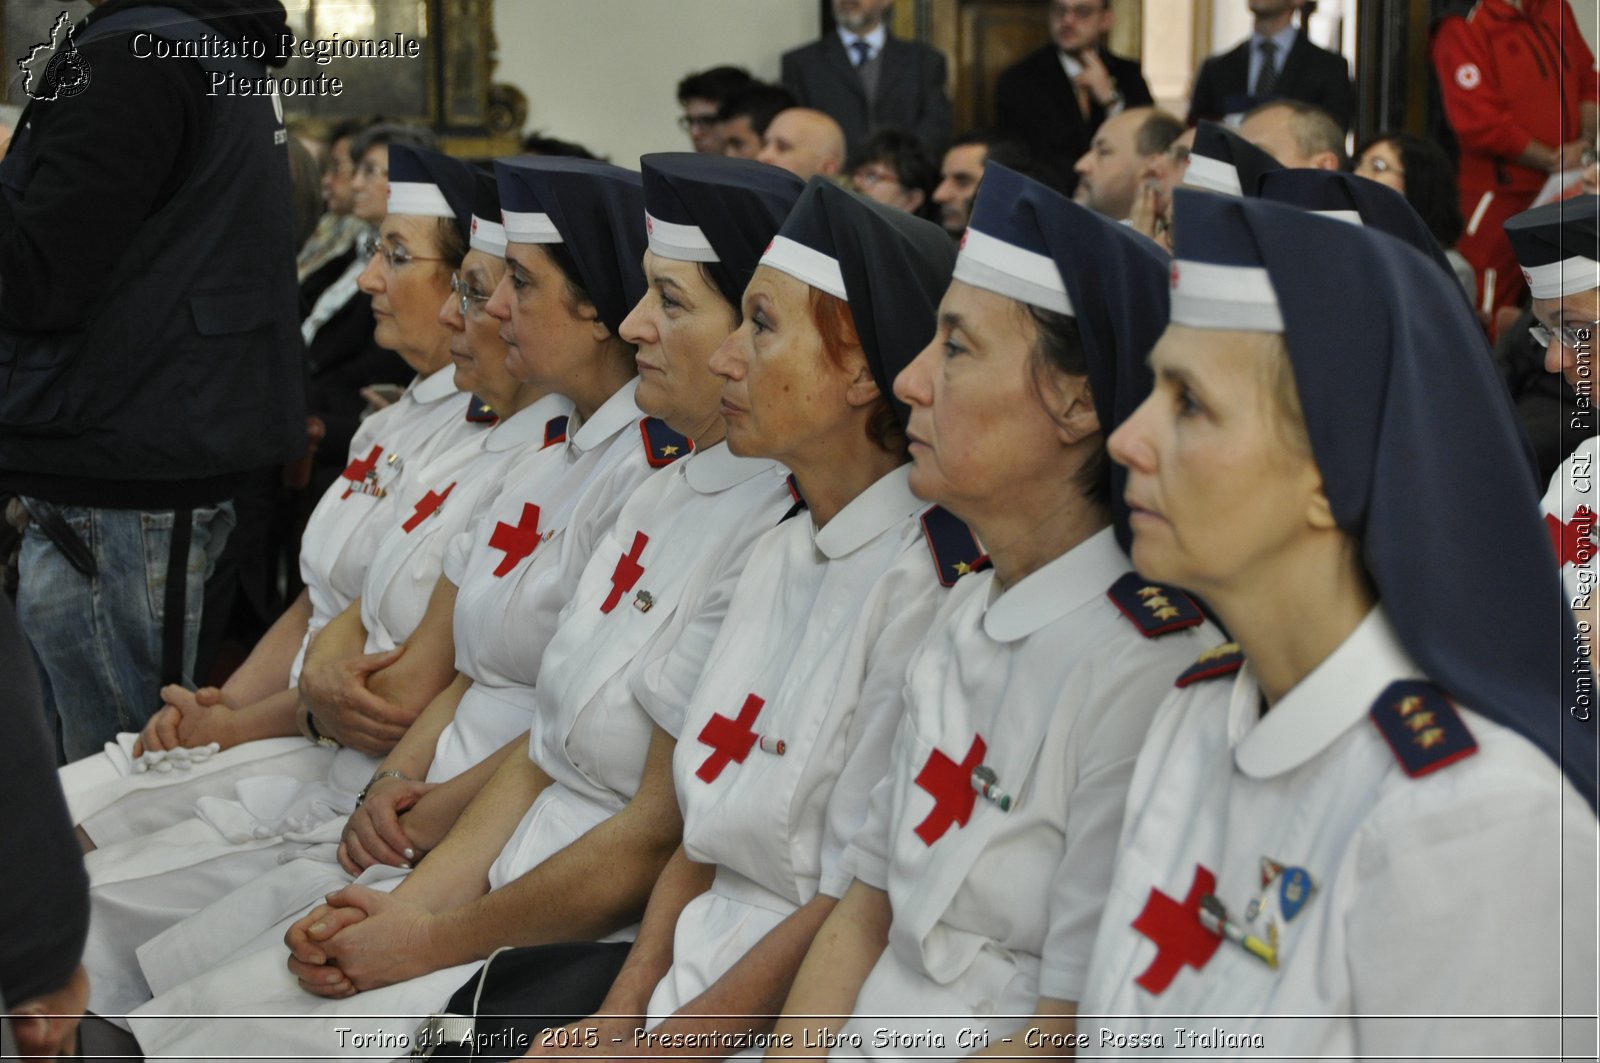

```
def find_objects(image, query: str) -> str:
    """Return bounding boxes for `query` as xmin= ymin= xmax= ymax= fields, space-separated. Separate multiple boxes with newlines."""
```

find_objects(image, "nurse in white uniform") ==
xmin=1507 ymin=197 xmax=1600 ymax=648
xmin=60 ymin=146 xmax=484 ymax=842
xmin=120 ymin=167 xmax=575 ymax=996
xmin=125 ymin=155 xmax=799 ymax=1061
xmin=766 ymin=166 xmax=1217 ymax=1061
xmin=529 ymin=177 xmax=967 ymax=1063
xmin=74 ymin=145 xmax=492 ymax=1023
xmin=1071 ymin=191 xmax=1598 ymax=1057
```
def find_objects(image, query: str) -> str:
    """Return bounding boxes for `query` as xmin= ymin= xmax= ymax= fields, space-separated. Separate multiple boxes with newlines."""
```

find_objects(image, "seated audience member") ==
xmin=930 ymin=132 xmax=1034 ymax=238
xmin=848 ymin=127 xmax=938 ymax=216
xmin=1074 ymin=106 xmax=1183 ymax=222
xmin=304 ymin=122 xmax=439 ymax=500
xmin=1509 ymin=197 xmax=1600 ymax=608
xmin=716 ymin=83 xmax=798 ymax=160
xmin=521 ymin=131 xmax=602 ymax=160
xmin=68 ymin=145 xmax=486 ymax=1020
xmin=1075 ymin=191 xmax=1596 ymax=1055
xmin=757 ymin=108 xmax=847 ymax=180
xmin=2 ymin=599 xmax=89 ymax=1059
xmin=518 ymin=178 xmax=963 ymax=1063
xmin=768 ymin=164 xmax=1216 ymax=1055
xmin=676 ymin=66 xmax=753 ymax=154
xmin=1182 ymin=121 xmax=1285 ymax=198
xmin=1239 ymin=98 xmax=1346 ymax=170
xmin=298 ymin=119 xmax=371 ymax=291
xmin=1353 ymin=131 xmax=1473 ymax=298
xmin=122 ymin=155 xmax=685 ymax=1058
xmin=1128 ymin=125 xmax=1196 ymax=248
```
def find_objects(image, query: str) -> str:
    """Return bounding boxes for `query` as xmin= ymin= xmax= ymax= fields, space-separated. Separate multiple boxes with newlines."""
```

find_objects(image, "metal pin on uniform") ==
xmin=1198 ymin=894 xmax=1277 ymax=968
xmin=758 ymin=735 xmax=786 ymax=755
xmin=970 ymin=765 xmax=1013 ymax=812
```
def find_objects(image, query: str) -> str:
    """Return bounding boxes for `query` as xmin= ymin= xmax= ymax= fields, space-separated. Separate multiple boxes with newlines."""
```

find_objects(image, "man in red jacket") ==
xmin=1432 ymin=0 xmax=1598 ymax=328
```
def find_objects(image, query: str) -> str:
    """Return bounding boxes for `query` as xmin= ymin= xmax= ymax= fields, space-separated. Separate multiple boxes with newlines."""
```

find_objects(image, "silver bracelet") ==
xmin=356 ymin=769 xmax=411 ymax=806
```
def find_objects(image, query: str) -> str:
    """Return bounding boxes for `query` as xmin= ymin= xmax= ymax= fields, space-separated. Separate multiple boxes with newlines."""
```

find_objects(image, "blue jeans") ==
xmin=15 ymin=500 xmax=236 ymax=763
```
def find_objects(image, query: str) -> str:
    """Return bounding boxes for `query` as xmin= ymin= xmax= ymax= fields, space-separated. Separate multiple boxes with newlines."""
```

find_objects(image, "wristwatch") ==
xmin=357 ymin=769 xmax=411 ymax=806
xmin=297 ymin=704 xmax=340 ymax=749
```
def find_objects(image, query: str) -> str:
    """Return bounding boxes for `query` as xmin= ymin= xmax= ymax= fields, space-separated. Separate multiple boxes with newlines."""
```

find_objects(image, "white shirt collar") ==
xmin=568 ymin=376 xmax=643 ymax=455
xmin=413 ymin=364 xmax=464 ymax=405
xmin=812 ymin=463 xmax=921 ymax=560
xmin=1232 ymin=606 xmax=1419 ymax=778
xmin=683 ymin=442 xmax=784 ymax=495
xmin=1251 ymin=24 xmax=1298 ymax=56
xmin=1058 ymin=50 xmax=1085 ymax=78
xmin=982 ymin=525 xmax=1124 ymax=642
xmin=838 ymin=24 xmax=887 ymax=60
xmin=484 ymin=393 xmax=573 ymax=453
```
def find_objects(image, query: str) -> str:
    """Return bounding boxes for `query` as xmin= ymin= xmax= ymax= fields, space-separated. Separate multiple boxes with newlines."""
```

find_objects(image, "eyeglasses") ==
xmin=450 ymin=271 xmax=492 ymax=318
xmin=1530 ymin=321 xmax=1599 ymax=350
xmin=360 ymin=233 xmax=446 ymax=271
xmin=1360 ymin=155 xmax=1404 ymax=178
xmin=852 ymin=167 xmax=902 ymax=190
xmin=677 ymin=114 xmax=719 ymax=131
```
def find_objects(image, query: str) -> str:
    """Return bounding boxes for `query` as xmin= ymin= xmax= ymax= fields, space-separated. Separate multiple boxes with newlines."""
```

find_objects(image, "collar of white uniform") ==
xmin=683 ymin=441 xmax=783 ymax=494
xmin=414 ymin=364 xmax=464 ymax=404
xmin=982 ymin=525 xmax=1123 ymax=642
xmin=1231 ymin=605 xmax=1419 ymax=778
xmin=812 ymin=463 xmax=922 ymax=559
xmin=568 ymin=376 xmax=643 ymax=454
xmin=484 ymin=393 xmax=574 ymax=453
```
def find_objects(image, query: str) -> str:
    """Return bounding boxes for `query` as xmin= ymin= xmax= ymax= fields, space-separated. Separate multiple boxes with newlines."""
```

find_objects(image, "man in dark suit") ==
xmin=1188 ymin=0 xmax=1354 ymax=130
xmin=780 ymin=0 xmax=952 ymax=153
xmin=993 ymin=0 xmax=1154 ymax=194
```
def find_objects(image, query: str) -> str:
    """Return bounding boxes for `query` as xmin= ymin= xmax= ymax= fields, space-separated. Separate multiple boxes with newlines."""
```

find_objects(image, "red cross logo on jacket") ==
xmin=1547 ymin=505 xmax=1596 ymax=567
xmin=339 ymin=445 xmax=383 ymax=499
xmin=403 ymin=482 xmax=455 ymax=533
xmin=600 ymin=531 xmax=649 ymax=613
xmin=912 ymin=734 xmax=986 ymax=845
xmin=487 ymin=503 xmax=544 ymax=577
xmin=696 ymin=694 xmax=765 ymax=783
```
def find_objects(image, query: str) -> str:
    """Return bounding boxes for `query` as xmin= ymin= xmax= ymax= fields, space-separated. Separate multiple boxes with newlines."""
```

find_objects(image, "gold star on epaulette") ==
xmin=660 ymin=445 xmax=680 ymax=456
xmin=1136 ymin=586 xmax=1163 ymax=599
xmin=1403 ymin=711 xmax=1436 ymax=733
xmin=1153 ymin=607 xmax=1180 ymax=620
xmin=953 ymin=560 xmax=972 ymax=575
xmin=1143 ymin=595 xmax=1171 ymax=610
xmin=1395 ymin=695 xmax=1424 ymax=717
xmin=1414 ymin=727 xmax=1446 ymax=749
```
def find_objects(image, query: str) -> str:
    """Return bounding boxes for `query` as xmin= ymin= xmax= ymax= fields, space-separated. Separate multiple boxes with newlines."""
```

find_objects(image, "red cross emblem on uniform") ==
xmin=339 ymin=445 xmax=383 ymax=499
xmin=1547 ymin=506 xmax=1596 ymax=567
xmin=1170 ymin=263 xmax=1180 ymax=289
xmin=1130 ymin=864 xmax=1223 ymax=994
xmin=912 ymin=734 xmax=986 ymax=845
xmin=695 ymin=693 xmax=765 ymax=783
xmin=601 ymin=531 xmax=649 ymax=613
xmin=487 ymin=503 xmax=544 ymax=577
xmin=403 ymin=482 xmax=455 ymax=533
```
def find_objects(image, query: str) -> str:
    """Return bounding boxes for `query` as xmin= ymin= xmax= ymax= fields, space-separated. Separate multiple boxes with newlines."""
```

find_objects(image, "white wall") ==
xmin=492 ymin=0 xmax=821 ymax=165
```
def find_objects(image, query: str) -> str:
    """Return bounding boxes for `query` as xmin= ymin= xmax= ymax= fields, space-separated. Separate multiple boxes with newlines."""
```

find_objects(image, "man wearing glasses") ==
xmin=1187 ymin=0 xmax=1353 ymax=131
xmin=675 ymin=66 xmax=754 ymax=155
xmin=993 ymin=0 xmax=1153 ymax=194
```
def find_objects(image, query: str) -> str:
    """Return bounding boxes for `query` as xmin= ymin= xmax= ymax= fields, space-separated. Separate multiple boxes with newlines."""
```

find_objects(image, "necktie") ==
xmin=850 ymin=39 xmax=872 ymax=67
xmin=1254 ymin=39 xmax=1280 ymax=96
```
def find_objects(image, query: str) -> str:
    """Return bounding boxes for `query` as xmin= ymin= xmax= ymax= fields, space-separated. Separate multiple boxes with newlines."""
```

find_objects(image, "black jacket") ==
xmin=993 ymin=44 xmax=1154 ymax=191
xmin=0 ymin=0 xmax=305 ymax=508
xmin=781 ymin=33 xmax=952 ymax=152
xmin=1187 ymin=30 xmax=1355 ymax=130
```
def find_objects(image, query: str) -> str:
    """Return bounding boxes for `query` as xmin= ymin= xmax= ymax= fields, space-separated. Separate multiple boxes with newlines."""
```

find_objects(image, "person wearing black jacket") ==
xmin=1187 ymin=0 xmax=1355 ymax=130
xmin=0 ymin=0 xmax=305 ymax=762
xmin=993 ymin=0 xmax=1154 ymax=194
xmin=0 ymin=597 xmax=90 ymax=1057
